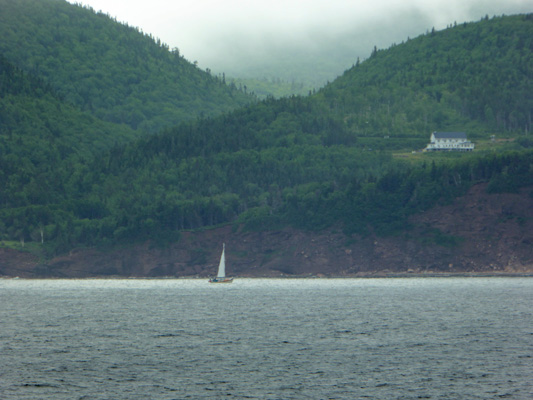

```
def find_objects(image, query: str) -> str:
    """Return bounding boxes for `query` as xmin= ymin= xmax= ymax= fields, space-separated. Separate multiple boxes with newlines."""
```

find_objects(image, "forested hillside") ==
xmin=317 ymin=14 xmax=532 ymax=140
xmin=0 ymin=0 xmax=253 ymax=133
xmin=0 ymin=54 xmax=139 ymax=246
xmin=0 ymin=13 xmax=532 ymax=258
xmin=0 ymin=55 xmax=137 ymax=154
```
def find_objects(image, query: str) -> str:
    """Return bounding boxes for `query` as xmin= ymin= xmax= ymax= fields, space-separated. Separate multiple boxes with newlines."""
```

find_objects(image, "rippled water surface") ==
xmin=1 ymin=278 xmax=532 ymax=399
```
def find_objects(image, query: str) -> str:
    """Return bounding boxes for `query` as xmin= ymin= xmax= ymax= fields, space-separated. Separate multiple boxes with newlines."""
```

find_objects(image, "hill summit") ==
xmin=0 ymin=0 xmax=254 ymax=132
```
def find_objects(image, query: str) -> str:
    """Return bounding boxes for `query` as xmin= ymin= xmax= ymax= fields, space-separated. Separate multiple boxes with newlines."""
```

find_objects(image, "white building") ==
xmin=425 ymin=131 xmax=474 ymax=151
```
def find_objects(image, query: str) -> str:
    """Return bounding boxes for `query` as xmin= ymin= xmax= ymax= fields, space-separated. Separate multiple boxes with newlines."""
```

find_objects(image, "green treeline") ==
xmin=1 ymin=134 xmax=532 ymax=254
xmin=0 ymin=9 xmax=532 ymax=255
xmin=0 ymin=0 xmax=254 ymax=133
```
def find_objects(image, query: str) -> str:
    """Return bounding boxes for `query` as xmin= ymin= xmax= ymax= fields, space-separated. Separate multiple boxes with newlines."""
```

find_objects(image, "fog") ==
xmin=70 ymin=0 xmax=531 ymax=85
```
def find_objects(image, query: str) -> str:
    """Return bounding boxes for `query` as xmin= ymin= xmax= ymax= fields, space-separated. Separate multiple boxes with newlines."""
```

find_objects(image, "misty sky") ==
xmin=68 ymin=0 xmax=531 ymax=84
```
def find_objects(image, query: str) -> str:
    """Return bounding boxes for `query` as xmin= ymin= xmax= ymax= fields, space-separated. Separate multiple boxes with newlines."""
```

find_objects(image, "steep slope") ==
xmin=74 ymin=15 xmax=531 ymax=244
xmin=0 ymin=0 xmax=253 ymax=132
xmin=318 ymin=14 xmax=533 ymax=139
xmin=0 ymin=55 xmax=138 ymax=228
xmin=0 ymin=55 xmax=137 ymax=155
xmin=1 ymin=14 xmax=532 ymax=262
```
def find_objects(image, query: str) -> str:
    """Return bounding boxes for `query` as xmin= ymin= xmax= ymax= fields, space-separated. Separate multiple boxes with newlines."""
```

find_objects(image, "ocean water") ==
xmin=1 ymin=278 xmax=532 ymax=400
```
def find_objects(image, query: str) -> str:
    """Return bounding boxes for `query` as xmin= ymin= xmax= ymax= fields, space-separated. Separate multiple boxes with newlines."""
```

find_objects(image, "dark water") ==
xmin=1 ymin=278 xmax=532 ymax=399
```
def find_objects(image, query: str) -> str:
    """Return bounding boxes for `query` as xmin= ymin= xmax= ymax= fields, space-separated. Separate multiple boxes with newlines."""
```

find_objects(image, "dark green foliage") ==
xmin=0 ymin=55 xmax=136 ymax=215
xmin=485 ymin=151 xmax=533 ymax=193
xmin=318 ymin=14 xmax=533 ymax=137
xmin=0 ymin=0 xmax=253 ymax=133
xmin=0 ymin=12 xmax=532 ymax=255
xmin=0 ymin=54 xmax=138 ymax=154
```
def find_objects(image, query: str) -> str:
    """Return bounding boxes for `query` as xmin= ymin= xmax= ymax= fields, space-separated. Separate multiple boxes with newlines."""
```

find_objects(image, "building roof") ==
xmin=433 ymin=131 xmax=467 ymax=139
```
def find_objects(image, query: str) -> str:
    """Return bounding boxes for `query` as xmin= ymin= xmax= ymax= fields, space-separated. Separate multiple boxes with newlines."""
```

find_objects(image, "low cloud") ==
xmin=72 ymin=0 xmax=532 ymax=83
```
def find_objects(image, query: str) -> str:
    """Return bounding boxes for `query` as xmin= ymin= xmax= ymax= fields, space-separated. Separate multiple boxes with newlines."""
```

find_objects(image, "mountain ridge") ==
xmin=0 ymin=11 xmax=532 ymax=275
xmin=318 ymin=14 xmax=532 ymax=137
xmin=0 ymin=0 xmax=254 ymax=132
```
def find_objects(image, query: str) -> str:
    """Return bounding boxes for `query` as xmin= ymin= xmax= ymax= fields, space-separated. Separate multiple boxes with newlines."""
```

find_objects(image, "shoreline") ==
xmin=2 ymin=272 xmax=533 ymax=280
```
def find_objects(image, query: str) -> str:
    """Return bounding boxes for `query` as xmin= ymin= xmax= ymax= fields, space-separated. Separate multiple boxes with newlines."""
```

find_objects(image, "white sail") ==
xmin=216 ymin=243 xmax=226 ymax=278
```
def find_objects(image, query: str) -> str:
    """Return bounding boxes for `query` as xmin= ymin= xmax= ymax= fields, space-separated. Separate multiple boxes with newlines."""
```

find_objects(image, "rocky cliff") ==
xmin=1 ymin=183 xmax=532 ymax=278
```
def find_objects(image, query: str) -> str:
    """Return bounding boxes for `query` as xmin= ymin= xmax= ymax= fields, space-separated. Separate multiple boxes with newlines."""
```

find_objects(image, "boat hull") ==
xmin=208 ymin=278 xmax=234 ymax=283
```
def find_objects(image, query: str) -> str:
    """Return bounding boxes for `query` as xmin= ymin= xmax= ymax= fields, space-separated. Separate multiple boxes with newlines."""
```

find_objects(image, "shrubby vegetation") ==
xmin=0 ymin=7 xmax=532 ymax=255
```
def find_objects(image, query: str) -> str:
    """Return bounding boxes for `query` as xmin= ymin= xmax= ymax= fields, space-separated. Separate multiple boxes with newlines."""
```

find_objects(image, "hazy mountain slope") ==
xmin=317 ymin=14 xmax=533 ymax=139
xmin=0 ymin=0 xmax=253 ymax=133
xmin=0 ymin=55 xmax=137 ymax=154
xmin=1 ymin=14 xmax=532 ymax=258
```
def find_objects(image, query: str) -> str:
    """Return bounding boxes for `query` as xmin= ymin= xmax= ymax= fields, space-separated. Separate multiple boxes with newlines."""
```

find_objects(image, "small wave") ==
xmin=336 ymin=329 xmax=353 ymax=334
xmin=156 ymin=333 xmax=181 ymax=338
xmin=155 ymin=330 xmax=203 ymax=338
xmin=22 ymin=383 xmax=59 ymax=388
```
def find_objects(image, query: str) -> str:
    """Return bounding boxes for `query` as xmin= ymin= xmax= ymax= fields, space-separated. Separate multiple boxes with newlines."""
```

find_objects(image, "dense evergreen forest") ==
xmin=0 ymin=0 xmax=253 ymax=133
xmin=318 ymin=14 xmax=533 ymax=138
xmin=0 ymin=8 xmax=532 ymax=256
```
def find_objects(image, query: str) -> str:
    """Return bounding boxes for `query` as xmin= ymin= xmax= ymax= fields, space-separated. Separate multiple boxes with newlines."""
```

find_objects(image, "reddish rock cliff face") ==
xmin=1 ymin=184 xmax=532 ymax=278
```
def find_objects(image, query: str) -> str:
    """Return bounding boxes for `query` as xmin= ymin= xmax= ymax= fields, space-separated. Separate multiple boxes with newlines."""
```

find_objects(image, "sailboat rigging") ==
xmin=209 ymin=243 xmax=233 ymax=283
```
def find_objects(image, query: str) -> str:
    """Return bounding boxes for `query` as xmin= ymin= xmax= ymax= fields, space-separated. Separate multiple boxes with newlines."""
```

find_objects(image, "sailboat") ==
xmin=208 ymin=243 xmax=233 ymax=283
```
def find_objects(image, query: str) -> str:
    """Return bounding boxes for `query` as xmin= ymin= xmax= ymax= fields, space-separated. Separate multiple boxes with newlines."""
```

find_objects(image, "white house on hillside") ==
xmin=425 ymin=131 xmax=474 ymax=151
